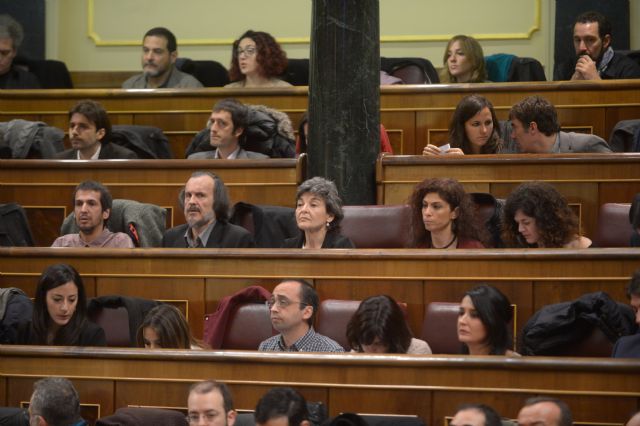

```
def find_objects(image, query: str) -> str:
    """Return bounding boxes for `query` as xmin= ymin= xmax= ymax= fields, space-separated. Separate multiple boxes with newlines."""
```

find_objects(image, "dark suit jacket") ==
xmin=282 ymin=229 xmax=355 ymax=248
xmin=55 ymin=142 xmax=138 ymax=159
xmin=162 ymin=221 xmax=255 ymax=248
xmin=612 ymin=333 xmax=640 ymax=358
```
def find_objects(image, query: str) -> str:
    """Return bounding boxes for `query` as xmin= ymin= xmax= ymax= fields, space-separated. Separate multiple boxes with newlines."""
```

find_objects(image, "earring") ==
xmin=326 ymin=221 xmax=330 ymax=228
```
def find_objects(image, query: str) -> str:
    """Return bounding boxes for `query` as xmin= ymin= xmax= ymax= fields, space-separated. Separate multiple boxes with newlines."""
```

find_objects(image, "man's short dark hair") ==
xmin=178 ymin=171 xmax=231 ymax=223
xmin=575 ymin=11 xmax=611 ymax=41
xmin=254 ymin=387 xmax=308 ymax=425
xmin=144 ymin=27 xmax=177 ymax=53
xmin=212 ymin=98 xmax=248 ymax=135
xmin=509 ymin=96 xmax=561 ymax=137
xmin=627 ymin=269 xmax=640 ymax=299
xmin=284 ymin=278 xmax=318 ymax=326
xmin=30 ymin=377 xmax=82 ymax=426
xmin=73 ymin=180 xmax=113 ymax=215
xmin=454 ymin=404 xmax=502 ymax=426
xmin=522 ymin=396 xmax=573 ymax=426
xmin=68 ymin=100 xmax=112 ymax=143
xmin=188 ymin=380 xmax=234 ymax=413
xmin=0 ymin=14 xmax=24 ymax=50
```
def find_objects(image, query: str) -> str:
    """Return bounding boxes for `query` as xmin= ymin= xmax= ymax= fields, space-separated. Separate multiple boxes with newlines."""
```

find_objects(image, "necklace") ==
xmin=432 ymin=235 xmax=457 ymax=249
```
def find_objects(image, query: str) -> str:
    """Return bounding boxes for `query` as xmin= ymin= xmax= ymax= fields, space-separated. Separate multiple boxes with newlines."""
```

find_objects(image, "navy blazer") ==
xmin=612 ymin=333 xmax=640 ymax=358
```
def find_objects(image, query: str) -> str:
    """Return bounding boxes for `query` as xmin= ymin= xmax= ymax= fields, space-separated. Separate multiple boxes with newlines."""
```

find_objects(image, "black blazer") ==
xmin=55 ymin=142 xmax=138 ymax=159
xmin=15 ymin=320 xmax=106 ymax=346
xmin=162 ymin=221 xmax=255 ymax=248
xmin=612 ymin=333 xmax=640 ymax=358
xmin=282 ymin=230 xmax=355 ymax=248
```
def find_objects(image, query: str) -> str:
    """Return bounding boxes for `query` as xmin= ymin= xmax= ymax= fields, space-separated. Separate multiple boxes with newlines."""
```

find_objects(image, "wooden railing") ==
xmin=1 ymin=346 xmax=637 ymax=425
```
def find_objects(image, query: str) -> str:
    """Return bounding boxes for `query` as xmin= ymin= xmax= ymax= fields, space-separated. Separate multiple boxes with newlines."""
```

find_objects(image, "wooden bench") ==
xmin=0 ymin=158 xmax=305 ymax=246
xmin=2 ymin=79 xmax=639 ymax=156
xmin=1 ymin=248 xmax=637 ymax=343
xmin=1 ymin=346 xmax=637 ymax=425
xmin=376 ymin=153 xmax=640 ymax=238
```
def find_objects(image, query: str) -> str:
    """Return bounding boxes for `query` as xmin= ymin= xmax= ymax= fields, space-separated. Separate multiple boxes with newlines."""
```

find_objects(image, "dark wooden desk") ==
xmin=376 ymin=153 xmax=640 ymax=238
xmin=2 ymin=79 xmax=639 ymax=156
xmin=1 ymin=346 xmax=637 ymax=425
xmin=0 ymin=158 xmax=304 ymax=246
xmin=1 ymin=248 xmax=637 ymax=343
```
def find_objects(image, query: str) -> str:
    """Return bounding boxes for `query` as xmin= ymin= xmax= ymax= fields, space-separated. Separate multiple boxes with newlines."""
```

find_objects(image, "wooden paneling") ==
xmin=1 ymin=346 xmax=638 ymax=425
xmin=2 ymin=80 xmax=640 ymax=156
xmin=0 ymin=158 xmax=303 ymax=246
xmin=377 ymin=154 xmax=640 ymax=238
xmin=0 ymin=248 xmax=637 ymax=346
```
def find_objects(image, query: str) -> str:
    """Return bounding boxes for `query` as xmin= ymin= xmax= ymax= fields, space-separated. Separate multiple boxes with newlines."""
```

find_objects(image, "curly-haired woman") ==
xmin=502 ymin=181 xmax=591 ymax=248
xmin=225 ymin=30 xmax=292 ymax=88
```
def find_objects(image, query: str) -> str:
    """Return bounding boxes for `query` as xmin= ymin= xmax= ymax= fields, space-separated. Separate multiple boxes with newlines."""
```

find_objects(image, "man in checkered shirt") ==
xmin=259 ymin=279 xmax=344 ymax=352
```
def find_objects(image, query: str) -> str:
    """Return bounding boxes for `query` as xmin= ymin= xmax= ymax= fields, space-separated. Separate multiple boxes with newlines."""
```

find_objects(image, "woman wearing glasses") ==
xmin=225 ymin=30 xmax=292 ymax=88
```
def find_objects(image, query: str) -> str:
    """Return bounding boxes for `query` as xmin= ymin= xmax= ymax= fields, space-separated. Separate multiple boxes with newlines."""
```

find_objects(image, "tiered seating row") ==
xmin=0 ymin=248 xmax=636 ymax=342
xmin=377 ymin=153 xmax=640 ymax=238
xmin=0 ymin=158 xmax=304 ymax=246
xmin=1 ymin=346 xmax=637 ymax=425
xmin=2 ymin=80 xmax=640 ymax=157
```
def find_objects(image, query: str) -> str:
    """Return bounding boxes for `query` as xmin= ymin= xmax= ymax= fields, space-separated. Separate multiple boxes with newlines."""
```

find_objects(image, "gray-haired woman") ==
xmin=282 ymin=177 xmax=355 ymax=249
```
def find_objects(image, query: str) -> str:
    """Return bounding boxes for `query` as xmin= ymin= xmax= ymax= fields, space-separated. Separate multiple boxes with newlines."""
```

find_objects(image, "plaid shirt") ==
xmin=258 ymin=327 xmax=344 ymax=352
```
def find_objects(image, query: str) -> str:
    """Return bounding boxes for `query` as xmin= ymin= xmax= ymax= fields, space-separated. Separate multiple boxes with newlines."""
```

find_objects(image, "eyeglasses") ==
xmin=186 ymin=413 xmax=219 ymax=424
xmin=266 ymin=297 xmax=308 ymax=310
xmin=236 ymin=46 xmax=257 ymax=57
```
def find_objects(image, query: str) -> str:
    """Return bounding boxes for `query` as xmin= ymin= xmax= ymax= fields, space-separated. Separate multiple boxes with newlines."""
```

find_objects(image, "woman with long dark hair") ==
xmin=17 ymin=263 xmax=105 ymax=346
xmin=347 ymin=295 xmax=431 ymax=354
xmin=423 ymin=94 xmax=503 ymax=156
xmin=137 ymin=304 xmax=206 ymax=349
xmin=457 ymin=285 xmax=518 ymax=356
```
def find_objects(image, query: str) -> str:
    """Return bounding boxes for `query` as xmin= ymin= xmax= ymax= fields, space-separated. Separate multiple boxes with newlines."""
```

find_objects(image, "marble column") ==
xmin=308 ymin=0 xmax=380 ymax=205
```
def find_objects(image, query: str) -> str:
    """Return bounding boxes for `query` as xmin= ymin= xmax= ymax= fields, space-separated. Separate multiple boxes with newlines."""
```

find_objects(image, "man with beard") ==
xmin=122 ymin=27 xmax=202 ymax=89
xmin=55 ymin=100 xmax=137 ymax=160
xmin=558 ymin=11 xmax=640 ymax=81
xmin=52 ymin=180 xmax=134 ymax=248
xmin=162 ymin=171 xmax=255 ymax=248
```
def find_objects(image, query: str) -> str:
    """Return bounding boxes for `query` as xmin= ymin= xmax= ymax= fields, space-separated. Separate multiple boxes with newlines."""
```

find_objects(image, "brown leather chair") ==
xmin=593 ymin=203 xmax=632 ymax=247
xmin=341 ymin=205 xmax=412 ymax=248
xmin=90 ymin=306 xmax=131 ymax=347
xmin=315 ymin=299 xmax=360 ymax=350
xmin=221 ymin=303 xmax=275 ymax=350
xmin=96 ymin=407 xmax=188 ymax=426
xmin=420 ymin=302 xmax=462 ymax=354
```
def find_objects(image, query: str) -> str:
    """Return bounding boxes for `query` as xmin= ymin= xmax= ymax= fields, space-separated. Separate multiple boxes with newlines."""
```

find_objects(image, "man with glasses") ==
xmin=259 ymin=279 xmax=344 ymax=352
xmin=122 ymin=27 xmax=202 ymax=89
xmin=187 ymin=380 xmax=237 ymax=426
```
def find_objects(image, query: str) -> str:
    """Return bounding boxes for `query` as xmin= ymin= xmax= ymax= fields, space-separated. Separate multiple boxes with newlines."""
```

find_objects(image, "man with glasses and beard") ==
xmin=162 ymin=171 xmax=255 ymax=248
xmin=259 ymin=279 xmax=344 ymax=352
